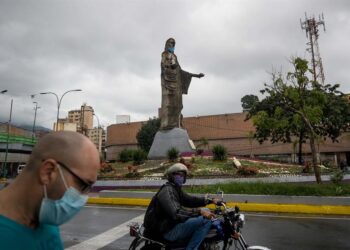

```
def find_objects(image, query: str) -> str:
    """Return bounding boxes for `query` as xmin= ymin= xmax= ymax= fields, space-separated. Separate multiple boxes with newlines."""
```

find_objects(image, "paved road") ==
xmin=61 ymin=205 xmax=350 ymax=250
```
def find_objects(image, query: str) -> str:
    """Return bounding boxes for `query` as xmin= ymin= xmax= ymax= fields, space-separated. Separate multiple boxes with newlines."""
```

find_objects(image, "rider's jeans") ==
xmin=163 ymin=216 xmax=212 ymax=250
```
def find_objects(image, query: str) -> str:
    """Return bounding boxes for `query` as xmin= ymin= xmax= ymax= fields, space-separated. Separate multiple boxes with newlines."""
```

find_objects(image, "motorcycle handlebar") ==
xmin=215 ymin=201 xmax=227 ymax=210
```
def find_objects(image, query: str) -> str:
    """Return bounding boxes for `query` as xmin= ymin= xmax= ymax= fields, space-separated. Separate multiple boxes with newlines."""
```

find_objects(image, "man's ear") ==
xmin=39 ymin=159 xmax=58 ymax=185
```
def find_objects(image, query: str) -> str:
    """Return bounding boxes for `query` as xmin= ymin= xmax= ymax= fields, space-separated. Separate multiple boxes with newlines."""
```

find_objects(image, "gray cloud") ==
xmin=0 ymin=0 xmax=349 ymax=129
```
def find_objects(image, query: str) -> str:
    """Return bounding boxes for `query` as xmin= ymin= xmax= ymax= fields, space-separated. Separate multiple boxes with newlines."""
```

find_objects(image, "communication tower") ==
xmin=300 ymin=13 xmax=326 ymax=84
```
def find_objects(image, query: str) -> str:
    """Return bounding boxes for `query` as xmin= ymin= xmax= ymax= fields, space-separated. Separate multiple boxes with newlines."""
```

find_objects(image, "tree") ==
xmin=136 ymin=117 xmax=161 ymax=153
xmin=241 ymin=95 xmax=259 ymax=112
xmin=247 ymin=57 xmax=350 ymax=183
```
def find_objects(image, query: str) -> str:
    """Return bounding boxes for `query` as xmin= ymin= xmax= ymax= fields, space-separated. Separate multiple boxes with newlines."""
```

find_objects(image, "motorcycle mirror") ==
xmin=216 ymin=189 xmax=224 ymax=200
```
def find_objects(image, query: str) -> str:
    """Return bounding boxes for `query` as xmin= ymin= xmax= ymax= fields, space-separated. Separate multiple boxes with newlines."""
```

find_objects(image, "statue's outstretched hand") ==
xmin=198 ymin=73 xmax=205 ymax=78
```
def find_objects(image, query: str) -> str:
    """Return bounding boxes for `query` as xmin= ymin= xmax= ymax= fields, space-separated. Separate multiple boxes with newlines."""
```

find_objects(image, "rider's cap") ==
xmin=165 ymin=163 xmax=188 ymax=177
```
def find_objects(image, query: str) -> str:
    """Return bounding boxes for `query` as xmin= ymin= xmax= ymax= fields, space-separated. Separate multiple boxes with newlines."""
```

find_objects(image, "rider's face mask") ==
xmin=39 ymin=164 xmax=88 ymax=226
xmin=173 ymin=174 xmax=185 ymax=186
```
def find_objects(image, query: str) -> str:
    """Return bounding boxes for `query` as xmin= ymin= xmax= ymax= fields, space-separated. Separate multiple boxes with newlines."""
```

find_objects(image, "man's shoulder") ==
xmin=0 ymin=216 xmax=63 ymax=250
xmin=157 ymin=183 xmax=180 ymax=198
xmin=0 ymin=216 xmax=32 ymax=248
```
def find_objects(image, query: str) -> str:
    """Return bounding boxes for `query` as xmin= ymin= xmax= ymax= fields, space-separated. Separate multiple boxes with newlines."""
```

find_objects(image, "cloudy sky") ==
xmin=0 ymin=0 xmax=349 ymax=130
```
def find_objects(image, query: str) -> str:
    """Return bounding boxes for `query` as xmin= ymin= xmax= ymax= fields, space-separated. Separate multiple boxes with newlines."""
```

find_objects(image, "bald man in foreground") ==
xmin=0 ymin=131 xmax=100 ymax=250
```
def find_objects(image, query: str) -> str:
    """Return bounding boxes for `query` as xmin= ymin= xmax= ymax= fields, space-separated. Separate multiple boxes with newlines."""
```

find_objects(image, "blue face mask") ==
xmin=167 ymin=47 xmax=175 ymax=53
xmin=39 ymin=165 xmax=88 ymax=226
xmin=174 ymin=175 xmax=185 ymax=186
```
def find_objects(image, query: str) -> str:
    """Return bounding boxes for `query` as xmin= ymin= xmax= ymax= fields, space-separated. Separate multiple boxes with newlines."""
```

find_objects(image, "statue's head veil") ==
xmin=164 ymin=38 xmax=176 ymax=51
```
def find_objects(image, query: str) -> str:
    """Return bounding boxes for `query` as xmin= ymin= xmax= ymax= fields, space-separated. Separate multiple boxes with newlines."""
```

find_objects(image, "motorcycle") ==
xmin=128 ymin=192 xmax=271 ymax=250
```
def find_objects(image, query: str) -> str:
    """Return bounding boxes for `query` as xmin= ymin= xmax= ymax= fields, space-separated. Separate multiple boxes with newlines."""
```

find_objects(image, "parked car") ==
xmin=17 ymin=164 xmax=26 ymax=175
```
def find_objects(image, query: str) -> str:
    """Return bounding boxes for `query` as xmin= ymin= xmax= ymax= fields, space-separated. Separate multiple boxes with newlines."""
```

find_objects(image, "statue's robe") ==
xmin=160 ymin=51 xmax=192 ymax=130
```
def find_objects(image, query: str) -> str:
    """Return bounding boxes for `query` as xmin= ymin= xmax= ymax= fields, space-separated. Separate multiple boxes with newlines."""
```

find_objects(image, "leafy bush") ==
xmin=212 ymin=145 xmax=227 ymax=161
xmin=118 ymin=149 xmax=134 ymax=162
xmin=191 ymin=157 xmax=196 ymax=164
xmin=301 ymin=162 xmax=312 ymax=173
xmin=237 ymin=166 xmax=258 ymax=176
xmin=331 ymin=170 xmax=344 ymax=185
xmin=133 ymin=149 xmax=147 ymax=165
xmin=196 ymin=148 xmax=204 ymax=155
xmin=167 ymin=147 xmax=179 ymax=161
xmin=124 ymin=172 xmax=141 ymax=178
xmin=100 ymin=163 xmax=113 ymax=173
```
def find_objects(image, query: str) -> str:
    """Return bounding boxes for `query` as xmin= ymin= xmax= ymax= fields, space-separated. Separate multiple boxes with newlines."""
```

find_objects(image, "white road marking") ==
xmin=65 ymin=213 xmax=144 ymax=250
xmin=85 ymin=205 xmax=146 ymax=211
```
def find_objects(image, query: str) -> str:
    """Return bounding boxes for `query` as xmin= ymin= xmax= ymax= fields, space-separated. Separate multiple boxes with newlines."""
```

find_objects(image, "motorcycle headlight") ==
xmin=238 ymin=214 xmax=245 ymax=228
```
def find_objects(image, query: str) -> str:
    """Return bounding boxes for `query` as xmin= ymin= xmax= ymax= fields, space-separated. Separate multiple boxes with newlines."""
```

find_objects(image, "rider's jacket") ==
xmin=150 ymin=182 xmax=208 ymax=234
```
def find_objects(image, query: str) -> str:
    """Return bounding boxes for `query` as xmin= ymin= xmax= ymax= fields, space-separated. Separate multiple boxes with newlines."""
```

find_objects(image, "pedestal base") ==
xmin=148 ymin=128 xmax=195 ymax=159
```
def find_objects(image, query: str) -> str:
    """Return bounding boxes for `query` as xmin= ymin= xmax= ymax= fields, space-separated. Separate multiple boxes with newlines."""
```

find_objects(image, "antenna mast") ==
xmin=300 ymin=13 xmax=326 ymax=84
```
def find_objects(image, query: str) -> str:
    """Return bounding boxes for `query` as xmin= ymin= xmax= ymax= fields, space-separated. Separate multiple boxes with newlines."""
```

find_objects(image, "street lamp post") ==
xmin=2 ymin=99 xmax=13 ymax=178
xmin=40 ymin=89 xmax=82 ymax=131
xmin=1 ymin=90 xmax=9 ymax=177
xmin=32 ymin=102 xmax=40 ymax=142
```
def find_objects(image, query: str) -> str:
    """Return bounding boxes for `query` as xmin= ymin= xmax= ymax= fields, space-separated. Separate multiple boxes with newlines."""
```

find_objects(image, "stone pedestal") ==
xmin=148 ymin=128 xmax=195 ymax=159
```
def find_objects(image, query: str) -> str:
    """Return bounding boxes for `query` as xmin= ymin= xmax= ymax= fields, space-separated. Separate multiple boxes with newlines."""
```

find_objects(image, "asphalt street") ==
xmin=60 ymin=205 xmax=350 ymax=250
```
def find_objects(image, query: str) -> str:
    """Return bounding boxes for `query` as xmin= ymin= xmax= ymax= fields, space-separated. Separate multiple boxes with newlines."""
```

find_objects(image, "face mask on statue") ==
xmin=173 ymin=175 xmax=185 ymax=186
xmin=39 ymin=165 xmax=88 ymax=226
xmin=167 ymin=47 xmax=175 ymax=53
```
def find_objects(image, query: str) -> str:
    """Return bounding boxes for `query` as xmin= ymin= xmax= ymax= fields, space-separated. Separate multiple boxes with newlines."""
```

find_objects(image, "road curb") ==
xmin=87 ymin=197 xmax=350 ymax=216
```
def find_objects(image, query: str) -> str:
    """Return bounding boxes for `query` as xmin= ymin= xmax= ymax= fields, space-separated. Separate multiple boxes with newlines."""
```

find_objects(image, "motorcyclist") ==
xmin=143 ymin=163 xmax=219 ymax=250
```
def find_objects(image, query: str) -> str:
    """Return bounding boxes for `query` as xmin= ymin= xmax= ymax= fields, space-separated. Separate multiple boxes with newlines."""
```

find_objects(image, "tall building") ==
xmin=54 ymin=118 xmax=77 ymax=132
xmin=56 ymin=103 xmax=105 ymax=155
xmin=68 ymin=103 xmax=94 ymax=134
xmin=87 ymin=127 xmax=106 ymax=155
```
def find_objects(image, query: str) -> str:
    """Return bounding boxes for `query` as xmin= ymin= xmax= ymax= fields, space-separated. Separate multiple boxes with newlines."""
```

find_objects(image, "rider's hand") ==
xmin=212 ymin=198 xmax=220 ymax=205
xmin=200 ymin=208 xmax=215 ymax=219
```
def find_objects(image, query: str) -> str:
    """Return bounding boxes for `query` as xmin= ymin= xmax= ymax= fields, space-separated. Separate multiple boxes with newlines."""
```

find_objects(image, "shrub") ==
xmin=302 ymin=161 xmax=312 ymax=173
xmin=124 ymin=172 xmax=141 ymax=178
xmin=167 ymin=147 xmax=179 ymax=162
xmin=100 ymin=163 xmax=113 ymax=173
xmin=331 ymin=170 xmax=344 ymax=185
xmin=118 ymin=149 xmax=133 ymax=162
xmin=212 ymin=145 xmax=227 ymax=161
xmin=237 ymin=166 xmax=258 ymax=176
xmin=191 ymin=156 xmax=196 ymax=164
xmin=196 ymin=148 xmax=204 ymax=155
xmin=132 ymin=149 xmax=147 ymax=165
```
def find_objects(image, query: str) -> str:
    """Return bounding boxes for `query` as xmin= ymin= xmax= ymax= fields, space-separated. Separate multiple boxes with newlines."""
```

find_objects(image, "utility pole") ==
xmin=32 ymin=102 xmax=40 ymax=142
xmin=300 ymin=13 xmax=326 ymax=85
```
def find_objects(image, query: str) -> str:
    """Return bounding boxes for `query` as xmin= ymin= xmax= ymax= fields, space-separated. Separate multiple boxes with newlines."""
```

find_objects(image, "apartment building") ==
xmin=87 ymin=127 xmax=106 ymax=154
xmin=68 ymin=103 xmax=94 ymax=134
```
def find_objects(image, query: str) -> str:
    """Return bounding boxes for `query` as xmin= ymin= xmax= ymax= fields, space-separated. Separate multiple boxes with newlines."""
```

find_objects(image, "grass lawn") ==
xmin=184 ymin=182 xmax=350 ymax=196
xmin=119 ymin=182 xmax=350 ymax=196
